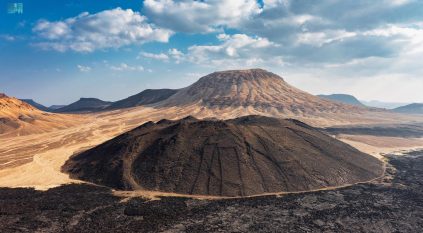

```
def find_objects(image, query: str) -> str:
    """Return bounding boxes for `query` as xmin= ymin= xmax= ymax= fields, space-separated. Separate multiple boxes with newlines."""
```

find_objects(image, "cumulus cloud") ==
xmin=33 ymin=8 xmax=173 ymax=52
xmin=186 ymin=33 xmax=277 ymax=62
xmin=109 ymin=63 xmax=144 ymax=71
xmin=138 ymin=51 xmax=169 ymax=61
xmin=132 ymin=33 xmax=282 ymax=68
xmin=168 ymin=48 xmax=184 ymax=63
xmin=167 ymin=48 xmax=181 ymax=57
xmin=136 ymin=48 xmax=185 ymax=63
xmin=143 ymin=0 xmax=261 ymax=33
xmin=141 ymin=0 xmax=423 ymax=65
xmin=77 ymin=65 xmax=91 ymax=72
xmin=29 ymin=0 xmax=423 ymax=102
xmin=178 ymin=34 xmax=282 ymax=68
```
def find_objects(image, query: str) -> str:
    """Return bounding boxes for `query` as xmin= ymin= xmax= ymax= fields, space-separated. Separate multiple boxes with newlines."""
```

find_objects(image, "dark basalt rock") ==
xmin=1 ymin=151 xmax=423 ymax=232
xmin=63 ymin=115 xmax=383 ymax=197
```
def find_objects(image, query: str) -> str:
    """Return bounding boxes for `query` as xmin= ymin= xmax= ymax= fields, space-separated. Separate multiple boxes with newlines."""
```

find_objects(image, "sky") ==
xmin=1 ymin=0 xmax=423 ymax=106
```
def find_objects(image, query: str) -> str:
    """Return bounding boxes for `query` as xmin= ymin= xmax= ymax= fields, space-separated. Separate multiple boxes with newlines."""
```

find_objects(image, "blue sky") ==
xmin=1 ymin=0 xmax=423 ymax=106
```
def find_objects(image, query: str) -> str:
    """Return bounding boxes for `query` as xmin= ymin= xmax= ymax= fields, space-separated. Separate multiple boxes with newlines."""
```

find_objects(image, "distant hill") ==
xmin=20 ymin=99 xmax=50 ymax=111
xmin=360 ymin=100 xmax=409 ymax=109
xmin=54 ymin=98 xmax=112 ymax=113
xmin=106 ymin=89 xmax=177 ymax=110
xmin=318 ymin=94 xmax=365 ymax=107
xmin=49 ymin=105 xmax=66 ymax=110
xmin=393 ymin=103 xmax=423 ymax=114
xmin=1 ymin=93 xmax=40 ymax=134
xmin=0 ymin=93 xmax=79 ymax=135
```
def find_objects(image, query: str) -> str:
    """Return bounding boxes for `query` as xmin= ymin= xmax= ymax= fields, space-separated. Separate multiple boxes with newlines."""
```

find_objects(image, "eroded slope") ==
xmin=63 ymin=115 xmax=383 ymax=197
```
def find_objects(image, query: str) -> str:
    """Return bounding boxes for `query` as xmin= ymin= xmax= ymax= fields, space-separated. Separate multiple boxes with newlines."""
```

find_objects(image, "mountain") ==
xmin=0 ymin=93 xmax=40 ymax=133
xmin=1 ymin=94 xmax=40 ymax=119
xmin=63 ymin=115 xmax=383 ymax=197
xmin=54 ymin=98 xmax=112 ymax=113
xmin=158 ymin=69 xmax=363 ymax=116
xmin=393 ymin=103 xmax=423 ymax=114
xmin=0 ymin=93 xmax=79 ymax=135
xmin=106 ymin=89 xmax=177 ymax=110
xmin=20 ymin=99 xmax=50 ymax=111
xmin=49 ymin=105 xmax=66 ymax=110
xmin=360 ymin=100 xmax=408 ymax=109
xmin=317 ymin=94 xmax=365 ymax=107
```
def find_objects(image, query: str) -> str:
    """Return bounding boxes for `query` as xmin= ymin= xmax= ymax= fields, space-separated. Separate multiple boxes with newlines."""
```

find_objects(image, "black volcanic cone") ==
xmin=63 ymin=115 xmax=383 ymax=197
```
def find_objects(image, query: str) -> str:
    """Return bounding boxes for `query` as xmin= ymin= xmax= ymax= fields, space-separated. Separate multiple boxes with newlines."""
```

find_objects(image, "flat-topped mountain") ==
xmin=106 ymin=89 xmax=177 ymax=110
xmin=63 ymin=115 xmax=383 ymax=197
xmin=393 ymin=103 xmax=423 ymax=114
xmin=54 ymin=98 xmax=112 ymax=113
xmin=159 ymin=69 xmax=362 ymax=115
xmin=318 ymin=94 xmax=365 ymax=107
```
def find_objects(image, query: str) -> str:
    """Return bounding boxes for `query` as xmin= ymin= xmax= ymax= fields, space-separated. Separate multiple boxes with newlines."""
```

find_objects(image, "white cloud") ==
xmin=297 ymin=30 xmax=357 ymax=47
xmin=109 ymin=63 xmax=144 ymax=71
xmin=263 ymin=0 xmax=287 ymax=8
xmin=137 ymin=48 xmax=184 ymax=63
xmin=177 ymin=33 xmax=283 ymax=68
xmin=131 ymin=33 xmax=282 ymax=68
xmin=77 ymin=65 xmax=91 ymax=72
xmin=168 ymin=48 xmax=183 ymax=58
xmin=0 ymin=34 xmax=16 ymax=41
xmin=337 ymin=24 xmax=423 ymax=63
xmin=33 ymin=8 xmax=173 ymax=52
xmin=143 ymin=0 xmax=261 ymax=33
xmin=168 ymin=48 xmax=184 ymax=63
xmin=186 ymin=33 xmax=277 ymax=62
xmin=388 ymin=0 xmax=413 ymax=6
xmin=362 ymin=24 xmax=423 ymax=54
xmin=282 ymin=22 xmax=423 ymax=103
xmin=27 ymin=0 xmax=423 ymax=103
xmin=139 ymin=52 xmax=169 ymax=61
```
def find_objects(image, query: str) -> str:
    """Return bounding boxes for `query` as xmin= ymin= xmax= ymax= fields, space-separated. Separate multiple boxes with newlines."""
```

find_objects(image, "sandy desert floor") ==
xmin=339 ymin=135 xmax=423 ymax=159
xmin=1 ymin=105 xmax=423 ymax=197
xmin=0 ymin=106 xmax=195 ymax=190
